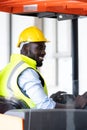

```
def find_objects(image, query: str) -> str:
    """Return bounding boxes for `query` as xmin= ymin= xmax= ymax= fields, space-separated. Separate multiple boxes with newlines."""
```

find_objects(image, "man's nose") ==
xmin=41 ymin=50 xmax=46 ymax=55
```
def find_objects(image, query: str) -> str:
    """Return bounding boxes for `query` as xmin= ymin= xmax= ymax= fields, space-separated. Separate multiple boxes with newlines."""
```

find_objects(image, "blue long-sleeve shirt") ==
xmin=18 ymin=68 xmax=56 ymax=109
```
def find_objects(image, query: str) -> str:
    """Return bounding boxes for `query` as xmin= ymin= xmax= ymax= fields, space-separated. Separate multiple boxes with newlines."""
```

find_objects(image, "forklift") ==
xmin=0 ymin=0 xmax=87 ymax=130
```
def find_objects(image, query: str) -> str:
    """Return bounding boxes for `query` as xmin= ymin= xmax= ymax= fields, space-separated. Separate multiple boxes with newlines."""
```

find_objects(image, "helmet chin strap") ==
xmin=20 ymin=42 xmax=29 ymax=50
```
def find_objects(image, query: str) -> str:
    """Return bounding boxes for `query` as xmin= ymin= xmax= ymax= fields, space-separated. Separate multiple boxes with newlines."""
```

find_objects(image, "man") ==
xmin=0 ymin=26 xmax=87 ymax=111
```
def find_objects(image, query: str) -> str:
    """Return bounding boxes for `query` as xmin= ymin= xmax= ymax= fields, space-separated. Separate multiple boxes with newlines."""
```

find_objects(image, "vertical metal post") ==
xmin=71 ymin=18 xmax=79 ymax=97
xmin=9 ymin=14 xmax=12 ymax=58
xmin=55 ymin=20 xmax=59 ymax=86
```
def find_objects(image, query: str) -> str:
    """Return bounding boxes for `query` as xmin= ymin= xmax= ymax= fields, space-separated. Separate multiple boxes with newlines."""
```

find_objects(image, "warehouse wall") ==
xmin=0 ymin=12 xmax=10 ymax=69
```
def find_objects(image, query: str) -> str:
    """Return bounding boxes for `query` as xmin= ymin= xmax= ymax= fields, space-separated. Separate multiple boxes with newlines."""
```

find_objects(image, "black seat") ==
xmin=0 ymin=97 xmax=29 ymax=114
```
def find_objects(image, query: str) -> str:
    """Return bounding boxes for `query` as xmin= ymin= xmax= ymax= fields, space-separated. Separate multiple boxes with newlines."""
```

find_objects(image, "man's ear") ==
xmin=21 ymin=44 xmax=29 ymax=55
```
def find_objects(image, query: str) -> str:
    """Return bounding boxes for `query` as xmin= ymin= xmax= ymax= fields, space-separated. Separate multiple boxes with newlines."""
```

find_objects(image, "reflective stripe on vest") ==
xmin=8 ymin=61 xmax=48 ymax=108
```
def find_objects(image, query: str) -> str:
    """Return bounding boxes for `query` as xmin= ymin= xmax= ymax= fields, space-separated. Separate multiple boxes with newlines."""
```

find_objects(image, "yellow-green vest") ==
xmin=0 ymin=54 xmax=48 ymax=108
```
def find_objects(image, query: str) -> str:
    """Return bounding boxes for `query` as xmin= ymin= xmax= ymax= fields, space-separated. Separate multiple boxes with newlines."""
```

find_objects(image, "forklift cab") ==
xmin=0 ymin=0 xmax=87 ymax=129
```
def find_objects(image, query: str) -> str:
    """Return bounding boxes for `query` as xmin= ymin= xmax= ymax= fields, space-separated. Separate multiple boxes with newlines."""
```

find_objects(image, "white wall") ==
xmin=78 ymin=17 xmax=87 ymax=94
xmin=0 ymin=12 xmax=10 ymax=69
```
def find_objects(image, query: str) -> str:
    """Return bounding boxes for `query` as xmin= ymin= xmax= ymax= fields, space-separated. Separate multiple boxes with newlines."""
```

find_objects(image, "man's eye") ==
xmin=39 ymin=47 xmax=45 ymax=50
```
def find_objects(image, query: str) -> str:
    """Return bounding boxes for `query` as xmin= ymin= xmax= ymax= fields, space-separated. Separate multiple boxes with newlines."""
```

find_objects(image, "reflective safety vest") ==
xmin=0 ymin=54 xmax=48 ymax=108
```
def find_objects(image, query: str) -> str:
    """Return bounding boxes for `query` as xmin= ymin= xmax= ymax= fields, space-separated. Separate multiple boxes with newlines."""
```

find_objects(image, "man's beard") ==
xmin=28 ymin=50 xmax=43 ymax=67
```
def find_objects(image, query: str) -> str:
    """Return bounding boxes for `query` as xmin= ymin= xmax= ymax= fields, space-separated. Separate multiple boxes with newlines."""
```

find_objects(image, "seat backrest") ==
xmin=0 ymin=97 xmax=29 ymax=113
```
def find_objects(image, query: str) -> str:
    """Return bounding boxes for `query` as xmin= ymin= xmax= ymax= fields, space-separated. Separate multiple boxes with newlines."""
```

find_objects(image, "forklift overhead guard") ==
xmin=0 ymin=0 xmax=87 ymax=16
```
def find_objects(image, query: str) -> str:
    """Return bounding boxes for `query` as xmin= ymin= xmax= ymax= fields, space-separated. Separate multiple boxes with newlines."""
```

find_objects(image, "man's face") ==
xmin=27 ymin=42 xmax=46 ymax=67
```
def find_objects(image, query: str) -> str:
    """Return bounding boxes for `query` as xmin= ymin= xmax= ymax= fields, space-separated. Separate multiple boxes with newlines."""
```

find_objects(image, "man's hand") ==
xmin=50 ymin=91 xmax=67 ymax=103
xmin=51 ymin=91 xmax=87 ymax=109
xmin=75 ymin=94 xmax=87 ymax=109
xmin=82 ymin=92 xmax=87 ymax=98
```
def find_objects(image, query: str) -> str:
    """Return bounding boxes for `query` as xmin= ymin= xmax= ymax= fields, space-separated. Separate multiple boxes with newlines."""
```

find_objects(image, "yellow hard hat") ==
xmin=17 ymin=26 xmax=48 ymax=47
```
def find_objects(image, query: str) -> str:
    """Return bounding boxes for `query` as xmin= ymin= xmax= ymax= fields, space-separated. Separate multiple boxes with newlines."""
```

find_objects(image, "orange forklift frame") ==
xmin=0 ymin=0 xmax=87 ymax=16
